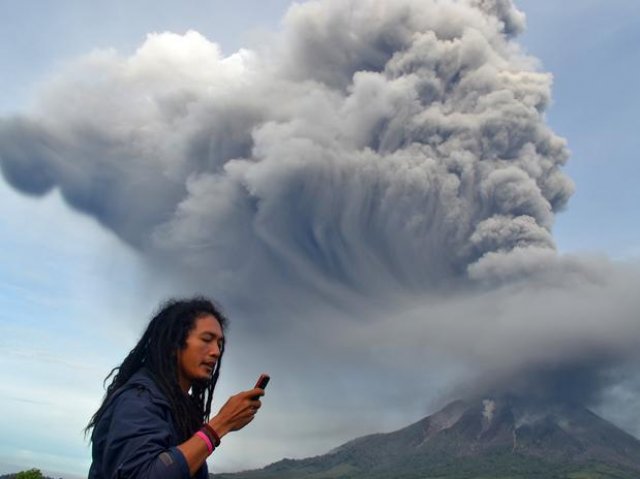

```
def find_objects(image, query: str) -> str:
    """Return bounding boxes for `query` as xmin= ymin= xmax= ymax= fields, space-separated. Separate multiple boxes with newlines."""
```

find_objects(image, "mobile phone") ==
xmin=254 ymin=374 xmax=270 ymax=390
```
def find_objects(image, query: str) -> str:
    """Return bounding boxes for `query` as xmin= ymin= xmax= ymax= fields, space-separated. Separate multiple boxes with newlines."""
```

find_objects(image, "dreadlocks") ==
xmin=86 ymin=297 xmax=228 ymax=441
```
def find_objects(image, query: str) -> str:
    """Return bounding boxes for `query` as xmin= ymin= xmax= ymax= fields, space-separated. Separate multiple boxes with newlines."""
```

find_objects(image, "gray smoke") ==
xmin=1 ymin=0 xmax=639 ymax=422
xmin=0 ymin=0 xmax=573 ymax=292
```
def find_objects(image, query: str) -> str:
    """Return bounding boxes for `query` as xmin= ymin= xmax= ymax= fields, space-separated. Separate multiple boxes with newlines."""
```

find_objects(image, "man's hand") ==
xmin=209 ymin=388 xmax=264 ymax=437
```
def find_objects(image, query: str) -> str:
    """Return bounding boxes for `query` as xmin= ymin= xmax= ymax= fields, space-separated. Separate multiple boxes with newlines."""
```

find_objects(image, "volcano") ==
xmin=215 ymin=397 xmax=640 ymax=479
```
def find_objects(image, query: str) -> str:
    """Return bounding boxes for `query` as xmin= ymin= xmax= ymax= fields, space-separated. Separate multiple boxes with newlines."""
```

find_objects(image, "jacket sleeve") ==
xmin=100 ymin=388 xmax=191 ymax=479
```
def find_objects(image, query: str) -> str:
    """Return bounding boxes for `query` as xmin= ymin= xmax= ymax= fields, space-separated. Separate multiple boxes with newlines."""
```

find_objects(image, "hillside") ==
xmin=214 ymin=397 xmax=640 ymax=479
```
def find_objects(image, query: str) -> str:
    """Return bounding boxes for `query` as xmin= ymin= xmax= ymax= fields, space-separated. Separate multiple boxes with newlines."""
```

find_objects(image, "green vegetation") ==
xmin=0 ymin=469 xmax=59 ymax=479
xmin=15 ymin=470 xmax=44 ymax=479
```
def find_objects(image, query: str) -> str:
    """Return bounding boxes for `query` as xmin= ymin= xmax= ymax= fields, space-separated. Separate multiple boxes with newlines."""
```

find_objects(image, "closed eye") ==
xmin=201 ymin=334 xmax=224 ymax=347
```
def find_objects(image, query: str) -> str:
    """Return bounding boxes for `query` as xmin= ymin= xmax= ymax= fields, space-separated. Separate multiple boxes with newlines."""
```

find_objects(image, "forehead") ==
xmin=192 ymin=314 xmax=224 ymax=337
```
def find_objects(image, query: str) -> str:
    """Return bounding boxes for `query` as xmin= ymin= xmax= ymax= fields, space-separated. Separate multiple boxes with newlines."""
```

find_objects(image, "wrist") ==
xmin=208 ymin=416 xmax=230 ymax=438
xmin=195 ymin=430 xmax=214 ymax=454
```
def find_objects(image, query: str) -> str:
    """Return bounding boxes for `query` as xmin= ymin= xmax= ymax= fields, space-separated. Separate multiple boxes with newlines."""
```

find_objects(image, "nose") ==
xmin=208 ymin=343 xmax=221 ymax=359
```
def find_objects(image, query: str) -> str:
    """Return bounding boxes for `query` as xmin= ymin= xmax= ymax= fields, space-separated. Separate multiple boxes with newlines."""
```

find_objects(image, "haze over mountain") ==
xmin=216 ymin=396 xmax=640 ymax=478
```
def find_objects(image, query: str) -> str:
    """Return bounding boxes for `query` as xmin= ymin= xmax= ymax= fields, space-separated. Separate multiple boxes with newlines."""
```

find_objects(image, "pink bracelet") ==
xmin=202 ymin=423 xmax=221 ymax=447
xmin=195 ymin=430 xmax=214 ymax=454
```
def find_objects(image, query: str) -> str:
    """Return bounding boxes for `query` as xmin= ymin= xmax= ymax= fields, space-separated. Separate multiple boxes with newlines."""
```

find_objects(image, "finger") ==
xmin=243 ymin=407 xmax=257 ymax=419
xmin=245 ymin=388 xmax=265 ymax=398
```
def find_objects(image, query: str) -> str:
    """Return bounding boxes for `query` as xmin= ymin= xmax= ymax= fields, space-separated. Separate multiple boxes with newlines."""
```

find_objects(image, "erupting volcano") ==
xmin=216 ymin=395 xmax=640 ymax=478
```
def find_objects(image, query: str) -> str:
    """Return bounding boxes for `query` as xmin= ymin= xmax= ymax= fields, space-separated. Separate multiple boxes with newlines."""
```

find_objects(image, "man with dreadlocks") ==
xmin=86 ymin=297 xmax=265 ymax=478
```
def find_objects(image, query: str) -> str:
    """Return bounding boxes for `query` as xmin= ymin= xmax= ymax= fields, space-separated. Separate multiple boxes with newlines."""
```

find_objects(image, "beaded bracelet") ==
xmin=202 ymin=423 xmax=221 ymax=447
xmin=199 ymin=427 xmax=217 ymax=451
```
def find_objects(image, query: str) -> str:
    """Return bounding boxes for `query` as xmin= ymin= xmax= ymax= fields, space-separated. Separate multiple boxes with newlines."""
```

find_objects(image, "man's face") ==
xmin=176 ymin=314 xmax=224 ymax=391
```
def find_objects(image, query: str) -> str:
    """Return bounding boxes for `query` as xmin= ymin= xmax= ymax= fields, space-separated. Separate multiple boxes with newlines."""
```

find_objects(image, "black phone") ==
xmin=254 ymin=374 xmax=270 ymax=390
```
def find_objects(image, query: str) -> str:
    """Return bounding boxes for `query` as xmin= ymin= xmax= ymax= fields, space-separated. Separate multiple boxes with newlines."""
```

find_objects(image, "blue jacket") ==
xmin=89 ymin=368 xmax=208 ymax=479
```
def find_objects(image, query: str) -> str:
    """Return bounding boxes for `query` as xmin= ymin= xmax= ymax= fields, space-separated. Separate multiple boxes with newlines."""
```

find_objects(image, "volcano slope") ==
xmin=214 ymin=397 xmax=640 ymax=479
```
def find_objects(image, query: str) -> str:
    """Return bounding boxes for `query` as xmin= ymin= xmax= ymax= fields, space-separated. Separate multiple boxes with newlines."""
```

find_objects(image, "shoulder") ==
xmin=109 ymin=369 xmax=172 ymax=421
xmin=97 ymin=375 xmax=177 ymax=448
xmin=125 ymin=368 xmax=170 ymax=402
xmin=89 ymin=368 xmax=174 ymax=442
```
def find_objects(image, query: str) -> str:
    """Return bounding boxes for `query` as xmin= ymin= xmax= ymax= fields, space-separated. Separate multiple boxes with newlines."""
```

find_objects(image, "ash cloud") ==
xmin=1 ymin=0 xmax=639 ymax=439
xmin=0 ymin=0 xmax=573 ymax=292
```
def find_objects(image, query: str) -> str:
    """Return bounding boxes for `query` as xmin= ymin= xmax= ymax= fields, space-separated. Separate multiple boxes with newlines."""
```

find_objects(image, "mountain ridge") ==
xmin=214 ymin=397 xmax=640 ymax=479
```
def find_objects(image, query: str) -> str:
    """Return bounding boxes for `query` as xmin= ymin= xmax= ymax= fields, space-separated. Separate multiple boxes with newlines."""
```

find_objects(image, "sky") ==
xmin=1 ymin=0 xmax=639 ymax=477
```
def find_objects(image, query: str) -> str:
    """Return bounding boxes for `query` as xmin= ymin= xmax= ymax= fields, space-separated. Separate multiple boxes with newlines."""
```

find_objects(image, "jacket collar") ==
xmin=121 ymin=367 xmax=172 ymax=408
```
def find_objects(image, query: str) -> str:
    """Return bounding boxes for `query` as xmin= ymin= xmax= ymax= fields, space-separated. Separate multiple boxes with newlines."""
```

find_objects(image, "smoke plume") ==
xmin=1 ymin=0 xmax=639 ymax=428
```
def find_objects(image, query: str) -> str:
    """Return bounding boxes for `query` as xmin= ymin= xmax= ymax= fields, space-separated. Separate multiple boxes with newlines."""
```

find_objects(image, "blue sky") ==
xmin=1 ymin=1 xmax=639 ymax=477
xmin=516 ymin=0 xmax=640 ymax=257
